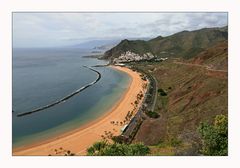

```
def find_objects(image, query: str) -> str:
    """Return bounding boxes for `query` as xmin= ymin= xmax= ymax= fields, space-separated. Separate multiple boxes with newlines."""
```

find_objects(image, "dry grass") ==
xmin=131 ymin=55 xmax=227 ymax=155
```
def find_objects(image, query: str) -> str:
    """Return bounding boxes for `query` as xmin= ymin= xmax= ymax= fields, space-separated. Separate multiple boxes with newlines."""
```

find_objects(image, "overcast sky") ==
xmin=13 ymin=12 xmax=228 ymax=48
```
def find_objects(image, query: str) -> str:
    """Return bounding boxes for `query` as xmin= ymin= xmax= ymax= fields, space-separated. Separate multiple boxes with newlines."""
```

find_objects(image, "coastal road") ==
xmin=149 ymin=75 xmax=158 ymax=112
xmin=122 ymin=70 xmax=158 ymax=141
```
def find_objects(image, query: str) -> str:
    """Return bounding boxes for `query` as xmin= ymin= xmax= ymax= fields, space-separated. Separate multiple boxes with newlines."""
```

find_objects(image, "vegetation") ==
xmin=145 ymin=111 xmax=160 ymax=118
xmin=168 ymin=138 xmax=183 ymax=147
xmin=87 ymin=141 xmax=150 ymax=156
xmin=147 ymin=138 xmax=183 ymax=156
xmin=111 ymin=135 xmax=129 ymax=144
xmin=198 ymin=114 xmax=228 ymax=156
xmin=101 ymin=26 xmax=228 ymax=156
xmin=49 ymin=147 xmax=75 ymax=156
xmin=128 ymin=41 xmax=227 ymax=155
xmin=103 ymin=26 xmax=227 ymax=60
xmin=158 ymin=88 xmax=167 ymax=96
xmin=64 ymin=150 xmax=75 ymax=156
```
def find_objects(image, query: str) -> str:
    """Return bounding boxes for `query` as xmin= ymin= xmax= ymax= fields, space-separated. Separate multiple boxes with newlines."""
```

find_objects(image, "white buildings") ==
xmin=113 ymin=51 xmax=155 ymax=63
xmin=155 ymin=57 xmax=168 ymax=61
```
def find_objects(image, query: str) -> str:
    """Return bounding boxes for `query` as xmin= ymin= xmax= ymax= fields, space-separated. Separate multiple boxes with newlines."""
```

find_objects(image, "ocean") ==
xmin=12 ymin=48 xmax=131 ymax=148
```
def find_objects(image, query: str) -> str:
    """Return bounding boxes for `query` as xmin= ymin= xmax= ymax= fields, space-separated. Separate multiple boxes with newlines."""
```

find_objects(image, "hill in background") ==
xmin=103 ymin=26 xmax=228 ymax=60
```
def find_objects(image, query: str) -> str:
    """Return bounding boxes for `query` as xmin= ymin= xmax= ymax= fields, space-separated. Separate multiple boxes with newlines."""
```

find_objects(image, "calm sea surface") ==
xmin=12 ymin=48 xmax=131 ymax=147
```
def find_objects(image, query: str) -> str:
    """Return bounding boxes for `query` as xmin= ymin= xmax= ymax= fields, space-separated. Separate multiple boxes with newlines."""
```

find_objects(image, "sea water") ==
xmin=12 ymin=48 xmax=131 ymax=148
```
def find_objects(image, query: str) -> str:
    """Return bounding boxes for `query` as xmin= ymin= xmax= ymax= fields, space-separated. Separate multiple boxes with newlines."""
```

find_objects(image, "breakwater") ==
xmin=92 ymin=64 xmax=109 ymax=67
xmin=17 ymin=66 xmax=101 ymax=117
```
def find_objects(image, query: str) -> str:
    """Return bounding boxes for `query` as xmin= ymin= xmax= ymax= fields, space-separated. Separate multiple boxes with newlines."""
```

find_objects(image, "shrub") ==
xmin=145 ymin=111 xmax=160 ymax=118
xmin=87 ymin=141 xmax=150 ymax=156
xmin=198 ymin=114 xmax=228 ymax=156
xmin=157 ymin=88 xmax=167 ymax=96
xmin=112 ymin=135 xmax=129 ymax=144
xmin=169 ymin=138 xmax=182 ymax=147
xmin=160 ymin=92 xmax=167 ymax=96
xmin=87 ymin=141 xmax=108 ymax=155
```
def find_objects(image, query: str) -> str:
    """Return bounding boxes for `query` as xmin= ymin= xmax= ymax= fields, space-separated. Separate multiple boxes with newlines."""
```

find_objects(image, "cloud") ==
xmin=13 ymin=12 xmax=228 ymax=48
xmin=139 ymin=13 xmax=228 ymax=37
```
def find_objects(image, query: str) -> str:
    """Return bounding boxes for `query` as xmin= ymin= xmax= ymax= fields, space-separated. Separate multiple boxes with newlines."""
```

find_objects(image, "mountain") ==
xmin=189 ymin=40 xmax=228 ymax=70
xmin=93 ymin=44 xmax=116 ymax=50
xmin=66 ymin=37 xmax=151 ymax=52
xmin=68 ymin=39 xmax=120 ymax=49
xmin=103 ymin=26 xmax=228 ymax=60
xmin=103 ymin=39 xmax=152 ymax=60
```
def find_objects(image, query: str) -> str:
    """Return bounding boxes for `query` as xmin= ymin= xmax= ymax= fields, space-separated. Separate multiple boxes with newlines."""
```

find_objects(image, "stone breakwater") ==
xmin=17 ymin=66 xmax=101 ymax=117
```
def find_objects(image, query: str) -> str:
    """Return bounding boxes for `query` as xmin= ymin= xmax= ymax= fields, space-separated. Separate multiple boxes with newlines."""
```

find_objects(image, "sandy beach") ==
xmin=13 ymin=66 xmax=147 ymax=156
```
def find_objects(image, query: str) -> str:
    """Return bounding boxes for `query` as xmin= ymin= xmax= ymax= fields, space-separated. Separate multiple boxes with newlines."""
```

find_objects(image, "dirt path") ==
xmin=173 ymin=61 xmax=227 ymax=73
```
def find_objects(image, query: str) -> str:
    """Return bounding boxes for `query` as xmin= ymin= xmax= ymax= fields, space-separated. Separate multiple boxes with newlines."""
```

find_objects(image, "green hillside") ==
xmin=104 ymin=39 xmax=151 ymax=60
xmin=103 ymin=26 xmax=228 ymax=60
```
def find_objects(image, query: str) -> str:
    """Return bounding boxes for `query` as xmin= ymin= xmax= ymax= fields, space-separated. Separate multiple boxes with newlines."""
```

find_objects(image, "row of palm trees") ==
xmin=101 ymin=87 xmax=146 ymax=141
xmin=48 ymin=147 xmax=75 ymax=156
xmin=109 ymin=90 xmax=143 ymax=127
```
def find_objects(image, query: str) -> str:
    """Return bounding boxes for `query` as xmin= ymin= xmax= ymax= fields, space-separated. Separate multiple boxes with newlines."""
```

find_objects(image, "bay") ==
xmin=12 ymin=48 xmax=131 ymax=147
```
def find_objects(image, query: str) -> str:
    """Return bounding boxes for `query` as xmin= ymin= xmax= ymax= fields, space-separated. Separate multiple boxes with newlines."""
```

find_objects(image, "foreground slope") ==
xmin=129 ymin=41 xmax=227 ymax=155
xmin=100 ymin=26 xmax=228 ymax=155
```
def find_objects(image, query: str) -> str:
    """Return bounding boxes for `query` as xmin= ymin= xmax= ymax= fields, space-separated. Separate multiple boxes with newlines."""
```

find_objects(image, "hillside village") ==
xmin=112 ymin=51 xmax=168 ymax=64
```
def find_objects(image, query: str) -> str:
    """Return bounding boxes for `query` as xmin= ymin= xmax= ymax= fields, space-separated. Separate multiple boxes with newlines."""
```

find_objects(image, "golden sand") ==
xmin=13 ymin=66 xmax=147 ymax=156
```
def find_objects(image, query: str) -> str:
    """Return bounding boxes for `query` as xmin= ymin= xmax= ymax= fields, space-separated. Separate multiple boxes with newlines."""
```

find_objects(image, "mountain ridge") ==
xmin=103 ymin=26 xmax=228 ymax=61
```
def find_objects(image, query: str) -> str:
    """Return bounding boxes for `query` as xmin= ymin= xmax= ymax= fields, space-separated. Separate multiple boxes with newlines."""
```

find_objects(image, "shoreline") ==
xmin=13 ymin=65 xmax=147 ymax=156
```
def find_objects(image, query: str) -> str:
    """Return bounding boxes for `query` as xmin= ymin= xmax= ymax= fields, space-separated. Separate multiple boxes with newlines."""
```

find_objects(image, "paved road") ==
xmin=149 ymin=75 xmax=158 ymax=112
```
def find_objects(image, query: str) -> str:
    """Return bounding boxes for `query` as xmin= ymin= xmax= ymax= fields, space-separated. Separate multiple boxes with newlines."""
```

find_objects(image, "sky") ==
xmin=13 ymin=12 xmax=228 ymax=48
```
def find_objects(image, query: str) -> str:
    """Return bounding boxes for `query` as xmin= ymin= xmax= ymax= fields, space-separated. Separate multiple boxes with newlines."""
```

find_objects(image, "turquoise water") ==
xmin=12 ymin=48 xmax=131 ymax=148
